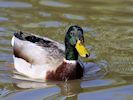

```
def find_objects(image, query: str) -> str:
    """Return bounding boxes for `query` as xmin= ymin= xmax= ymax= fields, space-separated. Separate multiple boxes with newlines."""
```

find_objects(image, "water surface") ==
xmin=0 ymin=0 xmax=133 ymax=100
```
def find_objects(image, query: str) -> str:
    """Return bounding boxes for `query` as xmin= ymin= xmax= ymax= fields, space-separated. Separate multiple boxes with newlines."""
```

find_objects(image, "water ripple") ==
xmin=0 ymin=27 xmax=7 ymax=32
xmin=0 ymin=88 xmax=11 ymax=98
xmin=0 ymin=17 xmax=8 ymax=22
xmin=39 ymin=12 xmax=51 ymax=17
xmin=81 ymin=79 xmax=117 ymax=88
xmin=63 ymin=14 xmax=85 ymax=20
xmin=39 ymin=0 xmax=71 ymax=8
xmin=22 ymin=23 xmax=39 ymax=28
xmin=22 ymin=21 xmax=67 ymax=28
xmin=0 ymin=53 xmax=12 ymax=62
xmin=39 ymin=21 xmax=67 ymax=28
xmin=4 ymin=87 xmax=61 ymax=100
xmin=0 ymin=1 xmax=32 ymax=8
xmin=78 ymin=85 xmax=133 ymax=100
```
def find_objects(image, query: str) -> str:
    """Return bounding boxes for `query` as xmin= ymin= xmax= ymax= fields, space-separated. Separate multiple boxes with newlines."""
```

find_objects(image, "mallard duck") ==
xmin=11 ymin=25 xmax=100 ymax=81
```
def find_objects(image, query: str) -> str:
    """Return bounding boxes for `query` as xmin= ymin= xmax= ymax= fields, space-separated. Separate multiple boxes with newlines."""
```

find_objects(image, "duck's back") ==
xmin=11 ymin=31 xmax=65 ymax=79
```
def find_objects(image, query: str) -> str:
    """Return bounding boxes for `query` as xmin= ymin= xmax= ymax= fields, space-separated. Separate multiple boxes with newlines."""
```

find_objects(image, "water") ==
xmin=0 ymin=0 xmax=133 ymax=100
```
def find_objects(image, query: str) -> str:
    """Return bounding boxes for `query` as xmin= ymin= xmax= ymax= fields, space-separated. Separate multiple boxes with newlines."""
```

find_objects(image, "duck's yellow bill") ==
xmin=75 ymin=40 xmax=89 ymax=57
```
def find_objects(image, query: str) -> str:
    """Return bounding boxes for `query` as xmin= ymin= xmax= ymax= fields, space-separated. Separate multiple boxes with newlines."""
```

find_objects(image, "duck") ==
xmin=11 ymin=25 xmax=100 ymax=81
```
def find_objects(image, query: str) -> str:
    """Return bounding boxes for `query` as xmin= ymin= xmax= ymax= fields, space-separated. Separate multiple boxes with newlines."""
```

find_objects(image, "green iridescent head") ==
xmin=65 ymin=25 xmax=89 ymax=60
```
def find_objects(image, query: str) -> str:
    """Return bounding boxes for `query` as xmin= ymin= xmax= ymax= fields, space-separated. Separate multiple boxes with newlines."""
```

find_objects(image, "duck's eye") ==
xmin=70 ymin=32 xmax=73 ymax=35
xmin=70 ymin=32 xmax=75 ymax=36
xmin=70 ymin=31 xmax=75 ymax=35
